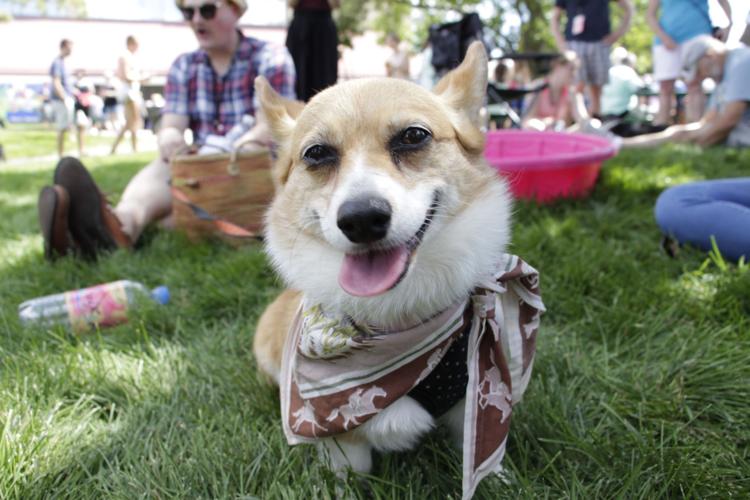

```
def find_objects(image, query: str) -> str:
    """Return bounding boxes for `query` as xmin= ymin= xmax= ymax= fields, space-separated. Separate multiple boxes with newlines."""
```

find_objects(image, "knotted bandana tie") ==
xmin=279 ymin=254 xmax=545 ymax=499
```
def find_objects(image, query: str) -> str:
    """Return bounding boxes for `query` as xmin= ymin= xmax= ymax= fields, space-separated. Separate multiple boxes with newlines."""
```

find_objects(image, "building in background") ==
xmin=0 ymin=0 xmax=288 ymax=25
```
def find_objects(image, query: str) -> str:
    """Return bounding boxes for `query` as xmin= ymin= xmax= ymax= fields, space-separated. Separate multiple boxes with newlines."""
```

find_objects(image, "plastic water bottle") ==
xmin=18 ymin=280 xmax=170 ymax=333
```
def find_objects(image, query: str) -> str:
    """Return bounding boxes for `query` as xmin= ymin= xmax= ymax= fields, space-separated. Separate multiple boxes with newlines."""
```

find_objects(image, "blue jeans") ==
xmin=654 ymin=178 xmax=750 ymax=262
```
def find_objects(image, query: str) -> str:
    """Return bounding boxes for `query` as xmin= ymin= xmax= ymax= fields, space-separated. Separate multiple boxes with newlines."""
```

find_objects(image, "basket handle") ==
xmin=228 ymin=137 xmax=272 ymax=175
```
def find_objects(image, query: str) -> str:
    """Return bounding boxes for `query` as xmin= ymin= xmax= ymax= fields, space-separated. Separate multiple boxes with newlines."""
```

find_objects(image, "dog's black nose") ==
xmin=337 ymin=196 xmax=392 ymax=244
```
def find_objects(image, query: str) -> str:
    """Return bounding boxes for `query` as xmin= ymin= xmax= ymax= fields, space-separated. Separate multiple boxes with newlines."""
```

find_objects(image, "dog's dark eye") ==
xmin=302 ymin=144 xmax=338 ymax=167
xmin=400 ymin=127 xmax=431 ymax=146
xmin=391 ymin=126 xmax=432 ymax=154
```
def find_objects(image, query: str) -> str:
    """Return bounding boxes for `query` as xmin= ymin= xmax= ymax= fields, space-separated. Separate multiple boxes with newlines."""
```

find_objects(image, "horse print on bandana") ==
xmin=280 ymin=254 xmax=544 ymax=499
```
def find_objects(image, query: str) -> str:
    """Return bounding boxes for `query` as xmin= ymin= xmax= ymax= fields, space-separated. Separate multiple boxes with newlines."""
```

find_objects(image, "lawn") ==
xmin=0 ymin=123 xmax=117 ymax=160
xmin=1 ymin=135 xmax=749 ymax=498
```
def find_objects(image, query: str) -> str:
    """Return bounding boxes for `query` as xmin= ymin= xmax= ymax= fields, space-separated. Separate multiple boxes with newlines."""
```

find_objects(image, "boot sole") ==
xmin=38 ymin=185 xmax=71 ymax=260
xmin=53 ymin=157 xmax=117 ymax=260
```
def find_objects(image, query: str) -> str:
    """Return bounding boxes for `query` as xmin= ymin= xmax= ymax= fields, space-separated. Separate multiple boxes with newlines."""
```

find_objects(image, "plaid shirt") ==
xmin=164 ymin=32 xmax=296 ymax=144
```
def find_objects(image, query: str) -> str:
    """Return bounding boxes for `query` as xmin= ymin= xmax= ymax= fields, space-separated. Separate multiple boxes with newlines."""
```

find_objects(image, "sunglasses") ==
xmin=179 ymin=1 xmax=224 ymax=21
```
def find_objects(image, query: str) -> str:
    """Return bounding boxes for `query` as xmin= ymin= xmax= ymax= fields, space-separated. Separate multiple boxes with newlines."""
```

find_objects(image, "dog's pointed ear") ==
xmin=433 ymin=41 xmax=487 ymax=153
xmin=255 ymin=76 xmax=305 ymax=187
xmin=255 ymin=76 xmax=304 ymax=143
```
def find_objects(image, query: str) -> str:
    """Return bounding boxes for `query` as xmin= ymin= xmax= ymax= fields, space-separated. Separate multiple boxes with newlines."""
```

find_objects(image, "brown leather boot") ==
xmin=38 ymin=184 xmax=74 ymax=260
xmin=53 ymin=157 xmax=132 ymax=260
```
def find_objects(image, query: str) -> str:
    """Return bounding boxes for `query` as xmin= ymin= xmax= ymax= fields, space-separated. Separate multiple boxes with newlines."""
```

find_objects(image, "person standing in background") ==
xmin=72 ymin=71 xmax=94 ymax=157
xmin=385 ymin=33 xmax=410 ymax=80
xmin=551 ymin=0 xmax=634 ymax=118
xmin=415 ymin=40 xmax=437 ymax=89
xmin=111 ymin=36 xmax=147 ymax=154
xmin=646 ymin=0 xmax=732 ymax=126
xmin=286 ymin=0 xmax=339 ymax=101
xmin=740 ymin=10 xmax=750 ymax=45
xmin=50 ymin=39 xmax=80 ymax=158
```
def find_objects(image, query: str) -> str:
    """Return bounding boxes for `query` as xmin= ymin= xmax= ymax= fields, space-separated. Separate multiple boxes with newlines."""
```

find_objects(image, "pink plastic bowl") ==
xmin=484 ymin=130 xmax=618 ymax=203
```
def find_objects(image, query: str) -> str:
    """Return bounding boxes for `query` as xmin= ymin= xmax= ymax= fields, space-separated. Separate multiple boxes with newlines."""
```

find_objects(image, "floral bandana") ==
xmin=280 ymin=254 xmax=545 ymax=499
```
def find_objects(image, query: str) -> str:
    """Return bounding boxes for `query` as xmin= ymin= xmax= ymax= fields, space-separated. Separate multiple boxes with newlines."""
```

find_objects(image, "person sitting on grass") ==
xmin=523 ymin=51 xmax=578 ymax=131
xmin=622 ymin=35 xmax=750 ymax=149
xmin=601 ymin=47 xmax=643 ymax=120
xmin=36 ymin=0 xmax=296 ymax=261
xmin=655 ymin=178 xmax=750 ymax=263
xmin=522 ymin=51 xmax=604 ymax=135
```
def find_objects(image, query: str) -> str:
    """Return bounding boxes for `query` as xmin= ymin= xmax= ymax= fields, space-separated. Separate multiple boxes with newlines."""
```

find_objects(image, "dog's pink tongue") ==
xmin=339 ymin=246 xmax=410 ymax=297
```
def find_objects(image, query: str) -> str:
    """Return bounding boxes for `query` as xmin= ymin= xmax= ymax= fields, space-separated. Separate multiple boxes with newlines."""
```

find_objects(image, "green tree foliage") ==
xmin=336 ymin=0 xmax=655 ymax=72
xmin=617 ymin=0 xmax=655 ymax=73
xmin=336 ymin=0 xmax=369 ymax=48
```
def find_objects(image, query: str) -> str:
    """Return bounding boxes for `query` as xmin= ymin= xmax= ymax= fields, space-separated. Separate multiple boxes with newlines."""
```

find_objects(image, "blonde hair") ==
xmin=553 ymin=50 xmax=579 ymax=69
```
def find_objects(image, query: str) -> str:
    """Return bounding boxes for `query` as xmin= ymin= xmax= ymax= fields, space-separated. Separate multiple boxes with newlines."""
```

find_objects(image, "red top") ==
xmin=533 ymin=85 xmax=569 ymax=121
xmin=297 ymin=0 xmax=331 ymax=10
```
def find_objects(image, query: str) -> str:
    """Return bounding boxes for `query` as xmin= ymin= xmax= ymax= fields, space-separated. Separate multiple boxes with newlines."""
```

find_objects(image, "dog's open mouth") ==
xmin=339 ymin=192 xmax=440 ymax=297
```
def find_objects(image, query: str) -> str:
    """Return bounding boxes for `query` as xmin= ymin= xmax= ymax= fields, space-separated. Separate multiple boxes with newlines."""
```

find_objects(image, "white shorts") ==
xmin=653 ymin=36 xmax=705 ymax=82
xmin=52 ymin=99 xmax=74 ymax=131
xmin=120 ymin=82 xmax=142 ymax=104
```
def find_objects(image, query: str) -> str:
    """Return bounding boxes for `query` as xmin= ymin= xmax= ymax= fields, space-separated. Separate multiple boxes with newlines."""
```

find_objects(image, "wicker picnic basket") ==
xmin=170 ymin=143 xmax=274 ymax=244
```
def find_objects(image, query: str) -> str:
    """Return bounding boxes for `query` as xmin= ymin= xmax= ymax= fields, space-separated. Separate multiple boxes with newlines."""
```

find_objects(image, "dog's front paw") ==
xmin=320 ymin=435 xmax=373 ymax=475
xmin=358 ymin=396 xmax=434 ymax=452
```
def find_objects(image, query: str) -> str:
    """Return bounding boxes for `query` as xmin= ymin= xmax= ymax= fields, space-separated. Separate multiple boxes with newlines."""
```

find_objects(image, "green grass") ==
xmin=1 ymin=141 xmax=749 ymax=499
xmin=0 ymin=123 xmax=114 ymax=159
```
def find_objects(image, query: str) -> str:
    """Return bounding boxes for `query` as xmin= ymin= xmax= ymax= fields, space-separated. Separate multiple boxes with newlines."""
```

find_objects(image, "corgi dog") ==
xmin=253 ymin=42 xmax=543 ymax=498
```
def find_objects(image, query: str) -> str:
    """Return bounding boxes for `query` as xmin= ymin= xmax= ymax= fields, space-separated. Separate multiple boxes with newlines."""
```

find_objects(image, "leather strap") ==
xmin=170 ymin=186 xmax=260 ymax=239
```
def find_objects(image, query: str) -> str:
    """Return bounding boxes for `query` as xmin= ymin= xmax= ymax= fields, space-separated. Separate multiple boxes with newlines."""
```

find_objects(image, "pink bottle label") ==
xmin=64 ymin=282 xmax=129 ymax=332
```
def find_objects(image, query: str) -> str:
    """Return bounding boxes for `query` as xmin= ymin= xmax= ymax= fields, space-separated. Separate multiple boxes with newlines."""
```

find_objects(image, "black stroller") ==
xmin=428 ymin=13 xmax=485 ymax=77
xmin=428 ymin=15 xmax=553 ymax=129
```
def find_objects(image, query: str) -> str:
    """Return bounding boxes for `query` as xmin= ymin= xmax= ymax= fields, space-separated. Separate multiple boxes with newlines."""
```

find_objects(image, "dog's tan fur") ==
xmin=253 ymin=289 xmax=300 ymax=383
xmin=253 ymin=42 xmax=513 ymax=477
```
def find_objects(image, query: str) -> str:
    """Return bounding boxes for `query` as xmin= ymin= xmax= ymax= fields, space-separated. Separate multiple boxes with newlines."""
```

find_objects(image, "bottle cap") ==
xmin=150 ymin=286 xmax=170 ymax=305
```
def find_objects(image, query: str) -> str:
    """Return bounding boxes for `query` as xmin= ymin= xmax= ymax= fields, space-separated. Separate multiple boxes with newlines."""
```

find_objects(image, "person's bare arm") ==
xmin=53 ymin=77 xmax=67 ymax=101
xmin=157 ymin=113 xmax=189 ymax=161
xmin=603 ymin=0 xmax=633 ymax=45
xmin=327 ymin=0 xmax=340 ymax=8
xmin=523 ymin=91 xmax=542 ymax=123
xmin=116 ymin=56 xmax=127 ymax=82
xmin=715 ymin=0 xmax=733 ymax=42
xmin=550 ymin=7 xmax=567 ymax=52
xmin=620 ymin=105 xmax=740 ymax=149
xmin=569 ymin=87 xmax=590 ymax=123
xmin=288 ymin=0 xmax=299 ymax=7
xmin=232 ymin=107 xmax=277 ymax=151
xmin=621 ymin=122 xmax=703 ymax=148
xmin=646 ymin=0 xmax=677 ymax=50
xmin=692 ymin=101 xmax=746 ymax=147
xmin=557 ymin=93 xmax=573 ymax=125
